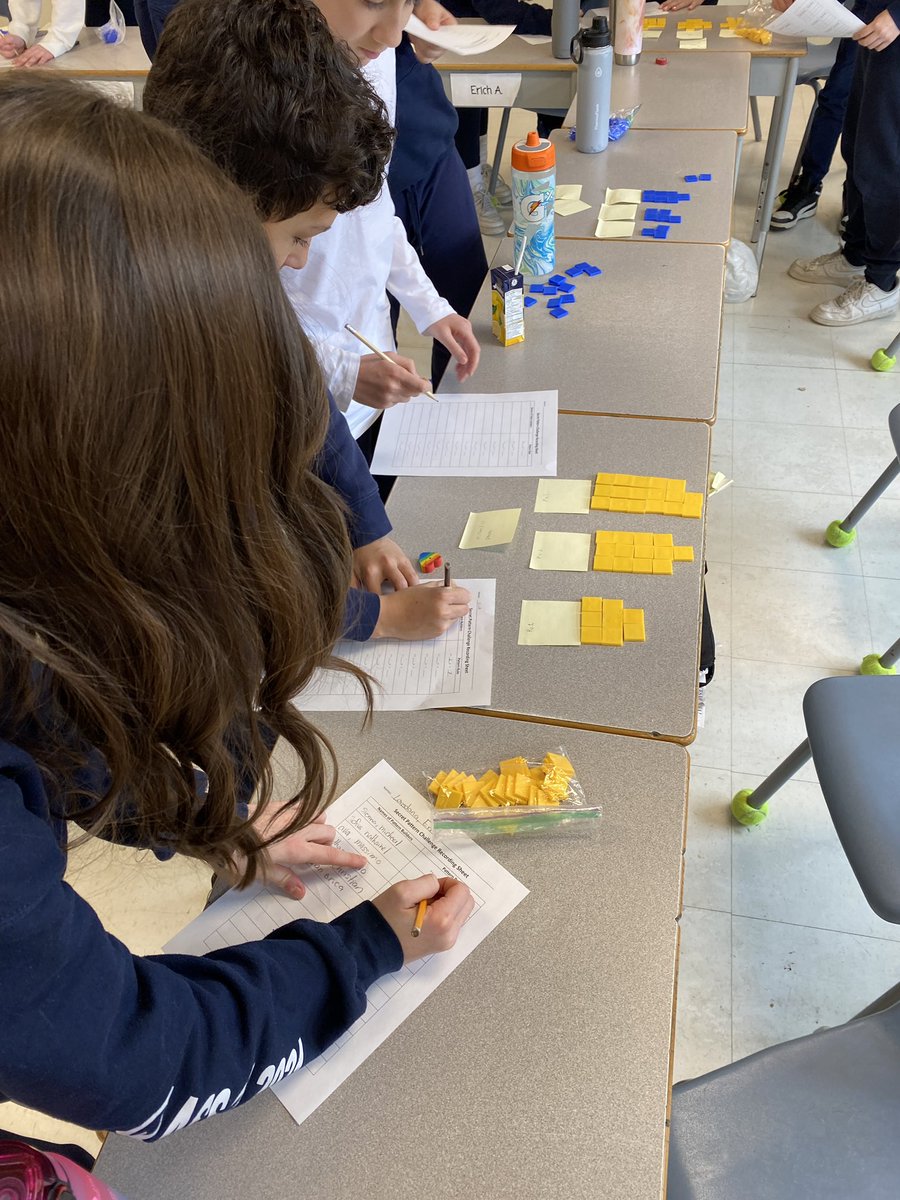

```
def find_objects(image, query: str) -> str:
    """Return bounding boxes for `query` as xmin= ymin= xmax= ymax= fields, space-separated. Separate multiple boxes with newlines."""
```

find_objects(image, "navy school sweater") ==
xmin=319 ymin=393 xmax=388 ymax=640
xmin=0 ymin=738 xmax=402 ymax=1139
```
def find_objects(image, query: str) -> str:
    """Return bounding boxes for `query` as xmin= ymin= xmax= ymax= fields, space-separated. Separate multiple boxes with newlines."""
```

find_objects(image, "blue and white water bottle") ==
xmin=511 ymin=131 xmax=556 ymax=278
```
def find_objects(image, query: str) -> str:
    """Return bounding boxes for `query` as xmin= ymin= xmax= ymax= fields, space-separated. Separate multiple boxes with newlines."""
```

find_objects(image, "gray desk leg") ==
xmin=734 ymin=132 xmax=744 ymax=198
xmin=488 ymin=107 xmax=512 ymax=196
xmin=132 ymin=77 xmax=146 ymax=110
xmin=750 ymin=56 xmax=799 ymax=277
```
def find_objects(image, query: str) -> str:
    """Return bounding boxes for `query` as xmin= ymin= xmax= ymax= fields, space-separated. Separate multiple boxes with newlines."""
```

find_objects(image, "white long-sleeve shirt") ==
xmin=280 ymin=48 xmax=453 ymax=440
xmin=7 ymin=0 xmax=85 ymax=58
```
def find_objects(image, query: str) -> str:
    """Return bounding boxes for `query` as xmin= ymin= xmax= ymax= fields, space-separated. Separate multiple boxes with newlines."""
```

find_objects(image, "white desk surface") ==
xmin=0 ymin=28 xmax=149 ymax=76
xmin=550 ymin=128 xmax=737 ymax=247
xmin=99 ymin=712 xmax=688 ymax=1200
xmin=606 ymin=52 xmax=751 ymax=135
xmin=445 ymin=240 xmax=723 ymax=423
xmin=384 ymin=412 xmax=710 ymax=743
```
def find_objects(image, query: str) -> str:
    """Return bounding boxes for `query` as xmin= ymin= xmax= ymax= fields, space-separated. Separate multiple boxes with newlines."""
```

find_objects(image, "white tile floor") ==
xmin=10 ymin=80 xmax=900 ymax=1159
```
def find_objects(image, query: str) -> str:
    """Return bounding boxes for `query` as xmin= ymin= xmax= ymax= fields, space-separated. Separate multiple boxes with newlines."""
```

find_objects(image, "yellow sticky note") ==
xmin=555 ymin=198 xmax=592 ymax=217
xmin=642 ymin=27 xmax=663 ymax=38
xmin=459 ymin=507 xmax=522 ymax=549
xmin=556 ymin=184 xmax=583 ymax=201
xmin=535 ymin=478 xmax=592 ymax=515
xmin=595 ymin=219 xmax=635 ymax=240
xmin=676 ymin=27 xmax=703 ymax=38
xmin=718 ymin=28 xmax=740 ymax=37
xmin=605 ymin=187 xmax=642 ymax=206
xmin=681 ymin=37 xmax=707 ymax=48
xmin=598 ymin=202 xmax=638 ymax=221
xmin=518 ymin=600 xmax=582 ymax=646
xmin=529 ymin=530 xmax=592 ymax=572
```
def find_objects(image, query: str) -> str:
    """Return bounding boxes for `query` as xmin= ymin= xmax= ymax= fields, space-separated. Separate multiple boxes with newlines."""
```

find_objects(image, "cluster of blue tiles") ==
xmin=640 ymin=188 xmax=695 ymax=240
xmin=684 ymin=173 xmax=713 ymax=183
xmin=641 ymin=190 xmax=691 ymax=204
xmin=524 ymin=263 xmax=602 ymax=320
xmin=644 ymin=209 xmax=682 ymax=224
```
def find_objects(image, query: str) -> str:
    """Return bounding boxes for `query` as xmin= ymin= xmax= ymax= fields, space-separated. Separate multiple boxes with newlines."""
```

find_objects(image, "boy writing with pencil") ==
xmin=145 ymin=0 xmax=470 ymax=642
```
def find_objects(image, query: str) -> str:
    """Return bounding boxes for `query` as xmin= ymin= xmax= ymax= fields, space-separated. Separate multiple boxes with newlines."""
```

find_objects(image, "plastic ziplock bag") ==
xmin=568 ymin=104 xmax=642 ymax=146
xmin=96 ymin=2 xmax=126 ymax=44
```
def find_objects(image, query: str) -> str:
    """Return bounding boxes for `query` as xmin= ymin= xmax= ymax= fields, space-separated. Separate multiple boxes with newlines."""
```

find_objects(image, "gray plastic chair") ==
xmin=731 ymin=676 xmax=900 ymax=925
xmin=667 ymin=988 xmax=900 ymax=1200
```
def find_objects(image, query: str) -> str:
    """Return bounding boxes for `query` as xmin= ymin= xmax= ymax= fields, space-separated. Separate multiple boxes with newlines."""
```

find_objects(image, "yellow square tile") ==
xmin=593 ymin=557 xmax=615 ymax=572
xmin=581 ymin=611 xmax=603 ymax=627
xmin=603 ymin=597 xmax=624 ymax=618
xmin=646 ymin=501 xmax=666 ymax=515
xmin=666 ymin=479 xmax=686 ymax=501
xmin=582 ymin=596 xmax=603 ymax=611
xmin=674 ymin=545 xmax=695 ymax=562
xmin=612 ymin=544 xmax=634 ymax=559
xmin=633 ymin=532 xmax=653 ymax=545
xmin=596 ymin=530 xmax=615 ymax=543
xmin=600 ymin=627 xmax=624 ymax=647
xmin=615 ymin=532 xmax=634 ymax=545
xmin=613 ymin=557 xmax=633 ymax=572
xmin=609 ymin=499 xmax=629 ymax=513
xmin=633 ymin=559 xmax=652 ymax=574
xmin=653 ymin=533 xmax=674 ymax=546
xmin=590 ymin=497 xmax=610 ymax=510
xmin=654 ymin=545 xmax=674 ymax=561
xmin=613 ymin=473 xmax=631 ymax=484
xmin=652 ymin=559 xmax=673 ymax=575
xmin=593 ymin=484 xmax=612 ymax=498
xmin=649 ymin=478 xmax=666 ymax=490
xmin=596 ymin=472 xmax=615 ymax=485
xmin=622 ymin=501 xmax=641 ymax=513
xmin=633 ymin=544 xmax=653 ymax=559
xmin=682 ymin=493 xmax=704 ymax=519
xmin=611 ymin=485 xmax=630 ymax=497
xmin=663 ymin=501 xmax=683 ymax=515
xmin=623 ymin=611 xmax=646 ymax=641
xmin=646 ymin=489 xmax=666 ymax=503
xmin=581 ymin=627 xmax=603 ymax=645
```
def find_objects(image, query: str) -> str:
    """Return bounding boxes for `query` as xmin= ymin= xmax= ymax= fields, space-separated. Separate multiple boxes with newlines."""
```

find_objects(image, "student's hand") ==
xmin=409 ymin=0 xmax=456 ymax=62
xmin=372 ymin=582 xmax=471 ymax=640
xmin=659 ymin=0 xmax=706 ymax=11
xmin=425 ymin=315 xmax=481 ymax=382
xmin=0 ymin=33 xmax=26 ymax=58
xmin=353 ymin=353 xmax=432 ymax=410
xmin=771 ymin=0 xmax=794 ymax=10
xmin=352 ymin=536 xmax=418 ymax=592
xmin=854 ymin=9 xmax=899 ymax=48
xmin=372 ymin=874 xmax=475 ymax=963
xmin=226 ymin=808 xmax=367 ymax=901
xmin=12 ymin=43 xmax=54 ymax=66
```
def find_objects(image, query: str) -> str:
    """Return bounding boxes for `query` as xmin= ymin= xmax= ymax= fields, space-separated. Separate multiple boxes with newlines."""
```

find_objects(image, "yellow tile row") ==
xmin=679 ymin=18 xmax=712 ymax=27
xmin=580 ymin=597 xmax=646 ymax=646
xmin=593 ymin=531 xmax=694 ymax=574
xmin=591 ymin=472 xmax=703 ymax=519
xmin=644 ymin=16 xmax=666 ymax=27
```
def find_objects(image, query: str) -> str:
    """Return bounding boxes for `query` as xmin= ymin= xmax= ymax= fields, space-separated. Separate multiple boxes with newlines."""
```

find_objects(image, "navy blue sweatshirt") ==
xmin=319 ymin=394 xmax=388 ymax=640
xmin=390 ymin=36 xmax=460 ymax=194
xmin=0 ymin=738 xmax=402 ymax=1139
xmin=444 ymin=0 xmax=552 ymax=36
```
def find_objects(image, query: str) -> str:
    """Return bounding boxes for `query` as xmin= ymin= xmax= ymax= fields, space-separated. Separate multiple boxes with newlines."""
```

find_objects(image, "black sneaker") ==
xmin=770 ymin=181 xmax=821 ymax=230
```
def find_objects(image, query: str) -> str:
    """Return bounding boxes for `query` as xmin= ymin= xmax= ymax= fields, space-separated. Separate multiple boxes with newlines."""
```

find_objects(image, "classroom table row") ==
xmin=99 ymin=711 xmax=690 ymax=1200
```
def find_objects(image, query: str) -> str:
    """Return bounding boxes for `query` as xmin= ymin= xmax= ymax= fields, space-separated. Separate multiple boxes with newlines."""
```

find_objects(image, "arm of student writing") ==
xmin=5 ymin=0 xmax=41 ymax=46
xmin=386 ymin=214 xmax=455 ymax=336
xmin=315 ymin=393 xmax=392 ymax=548
xmin=10 ymin=0 xmax=85 ymax=57
xmin=0 ymin=762 xmax=404 ymax=1140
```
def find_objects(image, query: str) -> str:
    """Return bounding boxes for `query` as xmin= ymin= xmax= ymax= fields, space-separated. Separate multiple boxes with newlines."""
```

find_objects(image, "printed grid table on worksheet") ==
xmin=304 ymin=626 xmax=472 ymax=700
xmin=388 ymin=397 xmax=545 ymax=471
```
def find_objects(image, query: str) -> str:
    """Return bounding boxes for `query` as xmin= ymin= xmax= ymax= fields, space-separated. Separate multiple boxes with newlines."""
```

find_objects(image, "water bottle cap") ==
xmin=582 ymin=15 xmax=611 ymax=47
xmin=511 ymin=132 xmax=555 ymax=172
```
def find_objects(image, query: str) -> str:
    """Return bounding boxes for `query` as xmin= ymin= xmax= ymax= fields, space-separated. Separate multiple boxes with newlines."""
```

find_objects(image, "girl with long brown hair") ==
xmin=0 ymin=73 xmax=472 ymax=1142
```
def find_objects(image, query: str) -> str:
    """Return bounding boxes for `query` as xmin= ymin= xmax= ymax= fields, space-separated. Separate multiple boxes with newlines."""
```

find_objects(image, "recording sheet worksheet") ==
xmin=405 ymin=13 xmax=516 ymax=53
xmin=165 ymin=760 xmax=529 ymax=1127
xmin=295 ymin=579 xmax=495 ymax=711
xmin=370 ymin=391 xmax=558 ymax=477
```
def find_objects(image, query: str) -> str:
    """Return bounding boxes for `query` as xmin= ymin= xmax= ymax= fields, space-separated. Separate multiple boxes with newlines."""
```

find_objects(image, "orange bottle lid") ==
xmin=511 ymin=131 xmax=555 ymax=173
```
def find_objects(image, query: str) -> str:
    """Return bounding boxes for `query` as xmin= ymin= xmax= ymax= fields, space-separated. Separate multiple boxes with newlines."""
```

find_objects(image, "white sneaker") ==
xmin=482 ymin=163 xmax=512 ymax=207
xmin=810 ymin=278 xmax=900 ymax=327
xmin=473 ymin=186 xmax=507 ymax=237
xmin=788 ymin=249 xmax=865 ymax=285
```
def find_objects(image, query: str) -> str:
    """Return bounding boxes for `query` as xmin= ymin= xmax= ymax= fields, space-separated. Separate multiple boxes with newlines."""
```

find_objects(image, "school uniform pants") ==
xmin=800 ymin=32 xmax=858 ymax=187
xmin=132 ymin=0 xmax=174 ymax=56
xmin=841 ymin=35 xmax=900 ymax=291
xmin=389 ymin=146 xmax=488 ymax=388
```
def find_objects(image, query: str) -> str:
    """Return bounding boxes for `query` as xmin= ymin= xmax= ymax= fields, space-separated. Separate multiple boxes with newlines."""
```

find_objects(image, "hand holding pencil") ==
xmin=345 ymin=324 xmax=438 ymax=405
xmin=372 ymin=873 xmax=474 ymax=963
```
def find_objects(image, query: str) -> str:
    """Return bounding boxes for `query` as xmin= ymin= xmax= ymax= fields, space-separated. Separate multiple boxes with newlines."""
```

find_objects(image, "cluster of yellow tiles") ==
xmin=678 ymin=18 xmax=712 ymax=28
xmin=723 ymin=15 xmax=773 ymax=43
xmin=644 ymin=15 xmax=666 ymax=28
xmin=593 ymin=531 xmax=695 ymax=575
xmin=580 ymin=597 xmax=646 ymax=646
xmin=429 ymin=753 xmax=574 ymax=810
xmin=590 ymin=472 xmax=704 ymax=519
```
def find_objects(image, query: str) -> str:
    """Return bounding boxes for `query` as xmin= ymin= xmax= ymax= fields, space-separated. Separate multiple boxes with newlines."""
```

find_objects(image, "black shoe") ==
xmin=838 ymin=210 xmax=848 ymax=237
xmin=770 ymin=181 xmax=821 ymax=230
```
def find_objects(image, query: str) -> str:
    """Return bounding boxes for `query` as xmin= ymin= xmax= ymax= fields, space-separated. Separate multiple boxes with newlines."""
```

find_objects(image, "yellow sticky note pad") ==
xmin=555 ymin=183 xmax=583 ymax=201
xmin=595 ymin=219 xmax=635 ymax=240
xmin=535 ymin=478 xmax=592 ymax=515
xmin=530 ymin=530 xmax=592 ymax=572
xmin=599 ymin=202 xmax=638 ymax=221
xmin=459 ymin=507 xmax=522 ymax=549
xmin=605 ymin=187 xmax=642 ymax=206
xmin=518 ymin=600 xmax=581 ymax=646
xmin=555 ymin=198 xmax=592 ymax=217
xmin=642 ymin=28 xmax=663 ymax=38
xmin=681 ymin=38 xmax=707 ymax=48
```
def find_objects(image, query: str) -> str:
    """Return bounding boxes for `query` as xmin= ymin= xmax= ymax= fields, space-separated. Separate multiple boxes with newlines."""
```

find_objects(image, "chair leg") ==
xmin=825 ymin=457 xmax=900 ymax=547
xmin=750 ymin=95 xmax=763 ymax=143
xmin=732 ymin=738 xmax=813 ymax=826
xmin=861 ymin=633 xmax=900 ymax=676
xmin=872 ymin=327 xmax=900 ymax=373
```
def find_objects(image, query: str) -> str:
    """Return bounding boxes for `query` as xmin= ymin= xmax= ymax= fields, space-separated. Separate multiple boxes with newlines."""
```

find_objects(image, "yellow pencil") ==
xmin=344 ymin=324 xmax=438 ymax=403
xmin=411 ymin=898 xmax=428 ymax=937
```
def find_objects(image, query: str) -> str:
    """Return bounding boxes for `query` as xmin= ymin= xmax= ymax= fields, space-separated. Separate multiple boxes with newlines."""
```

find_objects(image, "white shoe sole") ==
xmin=810 ymin=298 xmax=900 ymax=327
xmin=788 ymin=261 xmax=865 ymax=285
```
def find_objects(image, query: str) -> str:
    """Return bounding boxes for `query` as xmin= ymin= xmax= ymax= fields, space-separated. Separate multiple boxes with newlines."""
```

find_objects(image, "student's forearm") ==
xmin=387 ymin=215 xmax=456 ymax=333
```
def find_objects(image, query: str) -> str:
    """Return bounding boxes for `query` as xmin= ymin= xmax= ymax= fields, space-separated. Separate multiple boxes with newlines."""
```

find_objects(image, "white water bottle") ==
xmin=572 ymin=17 xmax=613 ymax=154
xmin=551 ymin=0 xmax=580 ymax=59
xmin=511 ymin=131 xmax=556 ymax=277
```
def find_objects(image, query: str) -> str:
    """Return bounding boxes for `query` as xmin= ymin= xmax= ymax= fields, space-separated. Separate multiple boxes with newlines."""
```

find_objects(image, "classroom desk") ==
xmin=550 ymin=128 xmax=738 ymax=247
xmin=609 ymin=52 xmax=750 ymax=135
xmin=385 ymin=413 xmax=710 ymax=742
xmin=435 ymin=29 xmax=578 ymax=117
xmin=0 ymin=29 xmax=150 ymax=104
xmin=446 ymin=241 xmax=723 ymax=423
xmin=99 ymin=712 xmax=689 ymax=1200
xmin=642 ymin=11 xmax=807 ymax=265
